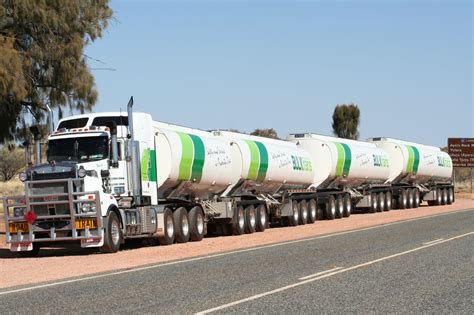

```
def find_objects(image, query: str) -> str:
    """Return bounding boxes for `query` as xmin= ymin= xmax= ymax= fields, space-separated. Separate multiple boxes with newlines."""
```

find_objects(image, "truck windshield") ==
xmin=47 ymin=136 xmax=109 ymax=162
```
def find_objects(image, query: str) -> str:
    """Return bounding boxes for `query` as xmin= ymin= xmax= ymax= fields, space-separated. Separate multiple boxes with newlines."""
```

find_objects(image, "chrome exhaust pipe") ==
xmin=126 ymin=97 xmax=142 ymax=204
xmin=45 ymin=104 xmax=54 ymax=134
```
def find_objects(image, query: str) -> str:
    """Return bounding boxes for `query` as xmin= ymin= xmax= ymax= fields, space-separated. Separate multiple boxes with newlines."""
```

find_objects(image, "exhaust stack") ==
xmin=110 ymin=122 xmax=119 ymax=168
xmin=126 ymin=97 xmax=142 ymax=204
xmin=45 ymin=104 xmax=54 ymax=134
xmin=29 ymin=126 xmax=41 ymax=165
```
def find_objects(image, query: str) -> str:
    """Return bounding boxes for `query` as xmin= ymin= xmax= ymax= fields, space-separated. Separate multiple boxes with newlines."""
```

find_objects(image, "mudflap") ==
xmin=10 ymin=242 xmax=33 ymax=252
xmin=80 ymin=237 xmax=104 ymax=248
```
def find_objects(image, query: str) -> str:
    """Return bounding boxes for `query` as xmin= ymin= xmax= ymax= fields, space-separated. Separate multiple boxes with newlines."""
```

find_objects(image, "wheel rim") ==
xmin=330 ymin=203 xmax=336 ymax=216
xmin=182 ymin=215 xmax=189 ymax=236
xmin=166 ymin=216 xmax=174 ymax=237
xmin=449 ymin=190 xmax=454 ymax=203
xmin=197 ymin=213 xmax=204 ymax=234
xmin=260 ymin=209 xmax=267 ymax=226
xmin=380 ymin=198 xmax=385 ymax=210
xmin=310 ymin=205 xmax=317 ymax=219
xmin=249 ymin=209 xmax=256 ymax=228
xmin=339 ymin=201 xmax=343 ymax=215
xmin=293 ymin=205 xmax=299 ymax=221
xmin=238 ymin=209 xmax=245 ymax=229
xmin=386 ymin=197 xmax=391 ymax=209
xmin=302 ymin=206 xmax=308 ymax=220
xmin=111 ymin=220 xmax=120 ymax=244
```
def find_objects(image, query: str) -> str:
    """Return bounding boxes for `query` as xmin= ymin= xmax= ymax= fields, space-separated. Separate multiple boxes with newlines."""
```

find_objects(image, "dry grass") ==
xmin=0 ymin=178 xmax=24 ymax=216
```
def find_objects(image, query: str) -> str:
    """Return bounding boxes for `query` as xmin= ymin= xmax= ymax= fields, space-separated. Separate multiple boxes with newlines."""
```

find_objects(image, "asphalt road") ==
xmin=1 ymin=208 xmax=473 ymax=314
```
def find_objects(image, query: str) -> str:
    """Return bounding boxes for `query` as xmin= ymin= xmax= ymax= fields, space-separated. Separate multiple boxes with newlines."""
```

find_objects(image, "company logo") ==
xmin=373 ymin=154 xmax=389 ymax=167
xmin=437 ymin=157 xmax=451 ymax=168
xmin=291 ymin=155 xmax=312 ymax=172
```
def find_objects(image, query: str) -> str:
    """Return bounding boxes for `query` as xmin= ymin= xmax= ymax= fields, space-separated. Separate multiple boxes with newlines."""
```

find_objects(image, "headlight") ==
xmin=78 ymin=167 xmax=87 ymax=178
xmin=19 ymin=172 xmax=28 ymax=182
xmin=81 ymin=203 xmax=96 ymax=213
xmin=13 ymin=207 xmax=26 ymax=217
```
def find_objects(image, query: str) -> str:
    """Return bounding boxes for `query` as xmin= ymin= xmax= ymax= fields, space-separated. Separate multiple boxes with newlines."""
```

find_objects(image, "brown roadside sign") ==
xmin=448 ymin=138 xmax=474 ymax=167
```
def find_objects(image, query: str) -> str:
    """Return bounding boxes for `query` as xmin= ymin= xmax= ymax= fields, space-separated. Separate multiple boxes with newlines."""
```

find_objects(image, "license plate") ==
xmin=9 ymin=222 xmax=29 ymax=233
xmin=75 ymin=218 xmax=97 ymax=230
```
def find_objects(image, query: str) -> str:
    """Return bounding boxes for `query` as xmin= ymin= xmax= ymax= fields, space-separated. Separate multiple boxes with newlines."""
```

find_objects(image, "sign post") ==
xmin=448 ymin=138 xmax=474 ymax=194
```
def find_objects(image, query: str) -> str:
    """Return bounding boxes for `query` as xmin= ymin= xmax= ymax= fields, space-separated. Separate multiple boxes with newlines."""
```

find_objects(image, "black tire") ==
xmin=447 ymin=187 xmax=454 ymax=205
xmin=369 ymin=193 xmax=377 ymax=213
xmin=189 ymin=206 xmax=205 ymax=241
xmin=245 ymin=205 xmax=257 ymax=233
xmin=436 ymin=188 xmax=443 ymax=205
xmin=326 ymin=195 xmax=336 ymax=220
xmin=308 ymin=199 xmax=317 ymax=223
xmin=384 ymin=191 xmax=392 ymax=211
xmin=343 ymin=194 xmax=352 ymax=217
xmin=335 ymin=195 xmax=344 ymax=218
xmin=413 ymin=188 xmax=420 ymax=208
xmin=442 ymin=188 xmax=448 ymax=205
xmin=299 ymin=200 xmax=308 ymax=225
xmin=288 ymin=200 xmax=299 ymax=226
xmin=398 ymin=190 xmax=407 ymax=210
xmin=173 ymin=207 xmax=190 ymax=243
xmin=233 ymin=205 xmax=245 ymax=235
xmin=18 ymin=243 xmax=41 ymax=258
xmin=158 ymin=207 xmax=175 ymax=245
xmin=316 ymin=201 xmax=325 ymax=220
xmin=377 ymin=192 xmax=385 ymax=212
xmin=255 ymin=205 xmax=268 ymax=232
xmin=100 ymin=211 xmax=122 ymax=253
xmin=407 ymin=189 xmax=414 ymax=209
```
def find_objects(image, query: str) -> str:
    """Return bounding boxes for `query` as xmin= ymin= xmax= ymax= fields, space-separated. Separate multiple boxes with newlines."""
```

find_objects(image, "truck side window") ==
xmin=118 ymin=141 xmax=123 ymax=160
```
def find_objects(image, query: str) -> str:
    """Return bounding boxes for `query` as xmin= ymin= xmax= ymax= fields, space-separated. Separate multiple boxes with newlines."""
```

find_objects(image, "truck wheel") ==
xmin=335 ymin=195 xmax=344 ymax=218
xmin=369 ymin=193 xmax=377 ymax=213
xmin=377 ymin=193 xmax=385 ymax=212
xmin=413 ymin=189 xmax=420 ymax=208
xmin=442 ymin=188 xmax=448 ymax=205
xmin=245 ymin=205 xmax=257 ymax=233
xmin=100 ymin=211 xmax=122 ymax=253
xmin=316 ymin=201 xmax=325 ymax=220
xmin=384 ymin=191 xmax=392 ymax=211
xmin=173 ymin=207 xmax=190 ymax=243
xmin=255 ymin=205 xmax=268 ymax=232
xmin=233 ymin=205 xmax=245 ymax=235
xmin=407 ymin=188 xmax=415 ymax=209
xmin=18 ymin=243 xmax=41 ymax=258
xmin=189 ymin=206 xmax=205 ymax=241
xmin=159 ymin=207 xmax=175 ymax=245
xmin=326 ymin=195 xmax=336 ymax=220
xmin=436 ymin=188 xmax=443 ymax=205
xmin=308 ymin=199 xmax=317 ymax=223
xmin=448 ymin=188 xmax=454 ymax=204
xmin=299 ymin=200 xmax=308 ymax=225
xmin=343 ymin=194 xmax=351 ymax=217
xmin=398 ymin=190 xmax=407 ymax=209
xmin=288 ymin=200 xmax=300 ymax=226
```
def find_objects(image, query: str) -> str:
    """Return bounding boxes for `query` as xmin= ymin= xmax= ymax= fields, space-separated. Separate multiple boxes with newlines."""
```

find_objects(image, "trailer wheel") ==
xmin=436 ymin=188 xmax=443 ymax=205
xmin=384 ymin=191 xmax=392 ymax=211
xmin=407 ymin=189 xmax=415 ymax=209
xmin=412 ymin=189 xmax=419 ymax=208
xmin=158 ymin=208 xmax=175 ymax=245
xmin=233 ymin=205 xmax=245 ymax=235
xmin=442 ymin=188 xmax=448 ymax=205
xmin=447 ymin=188 xmax=454 ymax=204
xmin=245 ymin=205 xmax=257 ymax=233
xmin=173 ymin=207 xmax=190 ymax=243
xmin=377 ymin=193 xmax=385 ymax=212
xmin=369 ymin=193 xmax=377 ymax=213
xmin=326 ymin=195 xmax=336 ymax=220
xmin=255 ymin=205 xmax=268 ymax=232
xmin=308 ymin=199 xmax=317 ymax=223
xmin=100 ymin=211 xmax=122 ymax=253
xmin=398 ymin=190 xmax=407 ymax=209
xmin=189 ymin=206 xmax=205 ymax=241
xmin=299 ymin=200 xmax=309 ymax=225
xmin=335 ymin=195 xmax=344 ymax=218
xmin=18 ymin=243 xmax=41 ymax=258
xmin=343 ymin=194 xmax=351 ymax=217
xmin=316 ymin=201 xmax=325 ymax=220
xmin=288 ymin=200 xmax=300 ymax=226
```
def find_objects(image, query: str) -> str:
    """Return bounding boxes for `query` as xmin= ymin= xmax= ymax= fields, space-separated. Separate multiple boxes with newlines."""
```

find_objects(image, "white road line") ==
xmin=423 ymin=238 xmax=444 ymax=245
xmin=196 ymin=231 xmax=474 ymax=314
xmin=299 ymin=267 xmax=343 ymax=280
xmin=0 ymin=207 xmax=472 ymax=296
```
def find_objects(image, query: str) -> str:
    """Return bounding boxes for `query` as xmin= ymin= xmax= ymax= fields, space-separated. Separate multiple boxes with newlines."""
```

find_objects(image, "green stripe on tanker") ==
xmin=177 ymin=132 xmax=206 ymax=182
xmin=140 ymin=149 xmax=157 ymax=182
xmin=189 ymin=134 xmax=205 ymax=182
xmin=245 ymin=140 xmax=269 ymax=183
xmin=405 ymin=145 xmax=420 ymax=174
xmin=341 ymin=143 xmax=352 ymax=177
xmin=255 ymin=141 xmax=269 ymax=182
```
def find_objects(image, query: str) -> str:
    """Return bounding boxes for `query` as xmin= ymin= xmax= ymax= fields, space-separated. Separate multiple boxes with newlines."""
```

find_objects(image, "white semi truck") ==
xmin=2 ymin=99 xmax=454 ymax=256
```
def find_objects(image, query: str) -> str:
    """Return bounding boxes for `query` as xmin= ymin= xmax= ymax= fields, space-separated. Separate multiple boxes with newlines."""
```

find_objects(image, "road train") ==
xmin=3 ymin=98 xmax=454 ymax=256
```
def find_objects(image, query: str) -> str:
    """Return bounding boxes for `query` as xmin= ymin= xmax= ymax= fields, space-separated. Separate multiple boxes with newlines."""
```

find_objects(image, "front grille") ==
xmin=31 ymin=171 xmax=75 ymax=181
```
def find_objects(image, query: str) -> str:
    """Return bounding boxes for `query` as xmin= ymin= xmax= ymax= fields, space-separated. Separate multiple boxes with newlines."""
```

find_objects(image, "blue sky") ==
xmin=84 ymin=0 xmax=473 ymax=147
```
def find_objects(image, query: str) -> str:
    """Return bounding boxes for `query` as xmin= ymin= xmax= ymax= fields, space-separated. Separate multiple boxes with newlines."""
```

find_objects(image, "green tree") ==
xmin=0 ymin=0 xmax=113 ymax=142
xmin=250 ymin=128 xmax=279 ymax=139
xmin=0 ymin=146 xmax=24 ymax=181
xmin=332 ymin=104 xmax=360 ymax=140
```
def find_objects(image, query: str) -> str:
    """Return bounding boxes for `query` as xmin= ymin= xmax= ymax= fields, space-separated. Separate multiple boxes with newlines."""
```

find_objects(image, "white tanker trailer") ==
xmin=287 ymin=133 xmax=393 ymax=216
xmin=368 ymin=137 xmax=454 ymax=207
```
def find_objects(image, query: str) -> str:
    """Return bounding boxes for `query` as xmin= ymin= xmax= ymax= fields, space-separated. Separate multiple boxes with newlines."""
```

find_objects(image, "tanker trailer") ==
xmin=367 ymin=137 xmax=454 ymax=208
xmin=287 ymin=133 xmax=392 ymax=217
xmin=213 ymin=131 xmax=319 ymax=229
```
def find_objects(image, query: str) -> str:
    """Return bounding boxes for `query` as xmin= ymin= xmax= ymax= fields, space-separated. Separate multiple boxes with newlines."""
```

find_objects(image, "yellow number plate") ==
xmin=75 ymin=218 xmax=97 ymax=230
xmin=9 ymin=222 xmax=29 ymax=233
